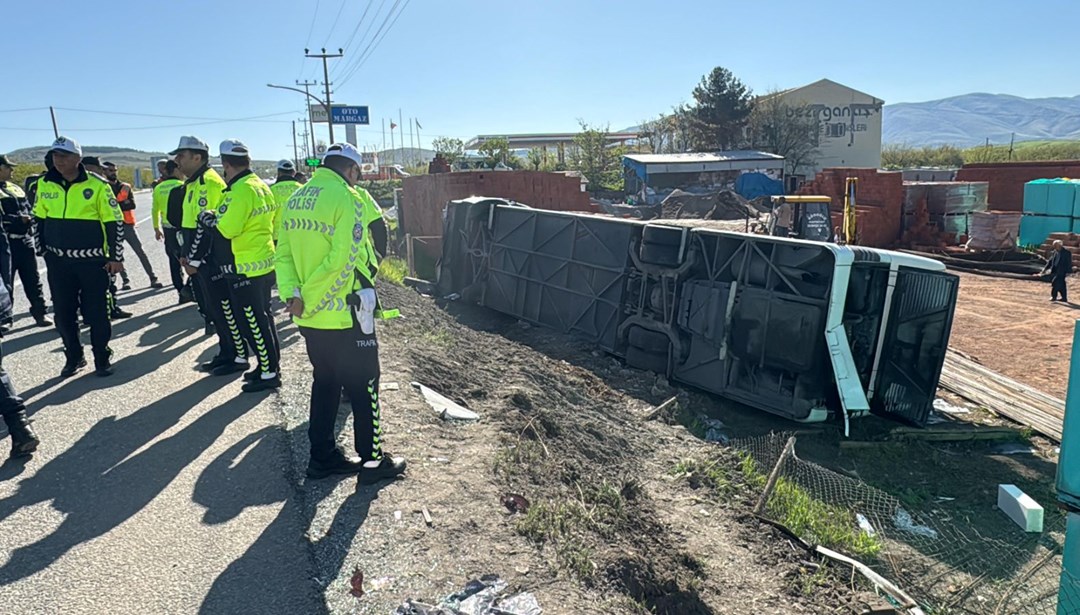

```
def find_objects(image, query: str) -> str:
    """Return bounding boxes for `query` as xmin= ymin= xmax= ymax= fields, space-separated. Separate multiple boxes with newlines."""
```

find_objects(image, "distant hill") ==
xmin=8 ymin=145 xmax=280 ymax=174
xmin=883 ymin=93 xmax=1080 ymax=147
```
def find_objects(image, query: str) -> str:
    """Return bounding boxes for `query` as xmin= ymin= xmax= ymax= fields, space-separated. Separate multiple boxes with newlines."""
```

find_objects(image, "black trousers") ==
xmin=230 ymin=272 xmax=280 ymax=375
xmin=46 ymin=256 xmax=111 ymax=361
xmin=162 ymin=228 xmax=185 ymax=292
xmin=181 ymin=229 xmax=210 ymax=322
xmin=9 ymin=239 xmax=46 ymax=318
xmin=1052 ymin=276 xmax=1069 ymax=302
xmin=300 ymin=324 xmax=382 ymax=462
xmin=197 ymin=268 xmax=246 ymax=362
xmin=119 ymin=224 xmax=156 ymax=285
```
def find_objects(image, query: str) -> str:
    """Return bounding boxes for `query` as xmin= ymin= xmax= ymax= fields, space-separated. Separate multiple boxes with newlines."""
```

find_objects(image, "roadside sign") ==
xmin=331 ymin=106 xmax=369 ymax=125
xmin=305 ymin=158 xmax=320 ymax=167
xmin=308 ymin=103 xmax=369 ymax=125
xmin=315 ymin=144 xmax=327 ymax=154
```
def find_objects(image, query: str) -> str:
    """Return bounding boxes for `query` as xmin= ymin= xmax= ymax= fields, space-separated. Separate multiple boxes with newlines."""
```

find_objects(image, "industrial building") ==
xmin=622 ymin=151 xmax=784 ymax=193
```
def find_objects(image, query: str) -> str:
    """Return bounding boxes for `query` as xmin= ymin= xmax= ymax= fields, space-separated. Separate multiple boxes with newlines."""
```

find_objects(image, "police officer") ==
xmin=172 ymin=135 xmax=246 ymax=369
xmin=270 ymin=160 xmax=302 ymax=242
xmin=152 ymin=160 xmax=189 ymax=302
xmin=152 ymin=159 xmax=168 ymax=188
xmin=34 ymin=137 xmax=124 ymax=377
xmin=275 ymin=143 xmax=405 ymax=481
xmin=102 ymin=161 xmax=162 ymax=290
xmin=0 ymin=155 xmax=50 ymax=327
xmin=83 ymin=157 xmax=131 ymax=320
xmin=0 ymin=276 xmax=39 ymax=458
xmin=189 ymin=140 xmax=280 ymax=392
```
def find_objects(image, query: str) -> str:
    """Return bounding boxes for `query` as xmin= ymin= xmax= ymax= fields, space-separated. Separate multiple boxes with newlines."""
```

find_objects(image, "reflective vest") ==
xmin=270 ymin=177 xmax=301 ymax=240
xmin=181 ymin=165 xmax=226 ymax=229
xmin=275 ymin=167 xmax=384 ymax=329
xmin=214 ymin=170 xmax=277 ymax=277
xmin=152 ymin=178 xmax=183 ymax=230
xmin=33 ymin=166 xmax=123 ymax=260
xmin=113 ymin=182 xmax=136 ymax=225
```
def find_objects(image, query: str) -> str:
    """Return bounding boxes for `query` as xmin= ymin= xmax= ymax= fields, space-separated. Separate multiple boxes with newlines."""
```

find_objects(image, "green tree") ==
xmin=747 ymin=92 xmax=820 ymax=174
xmin=684 ymin=67 xmax=754 ymax=151
xmin=431 ymin=137 xmax=465 ymax=164
xmin=477 ymin=136 xmax=519 ymax=168
xmin=569 ymin=122 xmax=626 ymax=192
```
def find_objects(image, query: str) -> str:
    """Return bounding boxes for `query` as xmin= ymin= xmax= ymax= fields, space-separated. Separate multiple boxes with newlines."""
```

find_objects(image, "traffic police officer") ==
xmin=34 ymin=137 xmax=124 ymax=377
xmin=270 ymin=159 xmax=302 ymax=242
xmin=152 ymin=160 xmax=188 ymax=301
xmin=171 ymin=135 xmax=246 ymax=369
xmin=275 ymin=143 xmax=405 ymax=481
xmin=103 ymin=161 xmax=162 ymax=290
xmin=188 ymin=140 xmax=281 ymax=392
xmin=83 ymin=157 xmax=131 ymax=320
xmin=0 ymin=155 xmax=50 ymax=327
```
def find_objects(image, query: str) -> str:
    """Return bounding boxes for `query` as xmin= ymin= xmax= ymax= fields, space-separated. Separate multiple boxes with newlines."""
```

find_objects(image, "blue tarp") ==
xmin=735 ymin=172 xmax=784 ymax=200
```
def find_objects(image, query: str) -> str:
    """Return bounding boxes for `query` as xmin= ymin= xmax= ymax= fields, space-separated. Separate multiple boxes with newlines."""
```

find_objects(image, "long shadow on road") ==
xmin=196 ymin=424 xmax=388 ymax=615
xmin=0 ymin=378 xmax=254 ymax=585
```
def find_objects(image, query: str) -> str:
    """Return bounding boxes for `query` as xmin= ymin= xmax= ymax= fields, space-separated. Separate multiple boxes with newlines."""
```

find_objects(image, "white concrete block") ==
xmin=997 ymin=484 xmax=1044 ymax=533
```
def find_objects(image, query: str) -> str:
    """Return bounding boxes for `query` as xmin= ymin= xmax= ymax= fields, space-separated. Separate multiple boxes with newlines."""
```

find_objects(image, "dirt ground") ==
xmin=327 ymin=282 xmax=890 ymax=614
xmin=948 ymin=271 xmax=1077 ymax=399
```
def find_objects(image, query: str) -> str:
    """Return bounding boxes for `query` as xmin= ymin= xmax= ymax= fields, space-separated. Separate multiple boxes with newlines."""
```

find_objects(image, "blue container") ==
xmin=1048 ymin=182 xmax=1078 ymax=217
xmin=1024 ymin=180 xmax=1051 ymax=215
xmin=1020 ymin=214 xmax=1073 ymax=247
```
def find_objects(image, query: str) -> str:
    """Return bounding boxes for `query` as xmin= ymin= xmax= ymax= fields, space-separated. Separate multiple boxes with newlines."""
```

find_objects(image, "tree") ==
xmin=477 ymin=137 xmax=519 ymax=169
xmin=684 ymin=67 xmax=754 ymax=151
xmin=525 ymin=147 xmax=559 ymax=172
xmin=431 ymin=137 xmax=465 ymax=164
xmin=747 ymin=92 xmax=821 ymax=175
xmin=569 ymin=122 xmax=626 ymax=192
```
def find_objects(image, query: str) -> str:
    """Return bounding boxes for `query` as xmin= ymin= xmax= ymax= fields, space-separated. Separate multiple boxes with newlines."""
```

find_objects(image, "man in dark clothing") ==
xmin=83 ymin=158 xmax=131 ymax=320
xmin=102 ymin=161 xmax=161 ymax=291
xmin=0 ymin=275 xmax=39 ymax=458
xmin=1043 ymin=240 xmax=1073 ymax=302
xmin=0 ymin=155 xmax=50 ymax=327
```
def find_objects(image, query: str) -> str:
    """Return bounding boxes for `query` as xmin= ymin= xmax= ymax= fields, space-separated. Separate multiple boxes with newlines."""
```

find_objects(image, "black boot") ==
xmin=61 ymin=354 xmax=87 ymax=378
xmin=306 ymin=449 xmax=365 ymax=479
xmin=94 ymin=348 xmax=114 ymax=377
xmin=4 ymin=412 xmax=40 ymax=458
xmin=359 ymin=456 xmax=408 ymax=484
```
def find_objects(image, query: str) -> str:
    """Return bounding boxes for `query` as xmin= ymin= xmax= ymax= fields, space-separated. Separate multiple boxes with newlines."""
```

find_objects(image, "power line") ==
xmin=323 ymin=0 xmax=348 ymax=47
xmin=336 ymin=0 xmax=376 ymax=67
xmin=336 ymin=0 xmax=408 ymax=87
xmin=0 ymin=111 xmax=297 ymax=133
xmin=54 ymin=107 xmax=297 ymax=122
xmin=332 ymin=0 xmax=387 ymax=80
xmin=341 ymin=0 xmax=401 ymax=81
xmin=304 ymin=0 xmax=322 ymax=49
xmin=0 ymin=107 xmax=49 ymax=114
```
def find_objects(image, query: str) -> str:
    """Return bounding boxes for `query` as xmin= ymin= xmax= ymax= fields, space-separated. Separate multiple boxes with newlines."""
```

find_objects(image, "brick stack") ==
xmin=900 ymin=194 xmax=951 ymax=247
xmin=1041 ymin=232 xmax=1080 ymax=268
xmin=956 ymin=161 xmax=1080 ymax=211
xmin=797 ymin=168 xmax=904 ymax=248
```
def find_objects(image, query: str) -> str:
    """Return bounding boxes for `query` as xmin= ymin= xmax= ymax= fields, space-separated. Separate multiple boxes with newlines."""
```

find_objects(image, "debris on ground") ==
xmin=500 ymin=493 xmax=530 ymax=514
xmin=394 ymin=575 xmax=542 ymax=615
xmin=412 ymin=382 xmax=481 ymax=421
xmin=660 ymin=188 xmax=759 ymax=221
xmin=932 ymin=398 xmax=970 ymax=415
xmin=892 ymin=508 xmax=939 ymax=540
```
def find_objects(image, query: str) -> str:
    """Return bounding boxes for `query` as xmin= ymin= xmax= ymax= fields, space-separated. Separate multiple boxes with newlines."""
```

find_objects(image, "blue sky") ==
xmin=3 ymin=0 xmax=1077 ymax=160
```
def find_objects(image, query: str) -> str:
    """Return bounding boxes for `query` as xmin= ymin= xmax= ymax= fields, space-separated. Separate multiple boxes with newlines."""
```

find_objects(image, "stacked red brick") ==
xmin=401 ymin=171 xmax=596 ymax=258
xmin=1041 ymin=233 xmax=1080 ymax=268
xmin=956 ymin=161 xmax=1080 ymax=211
xmin=796 ymin=168 xmax=904 ymax=248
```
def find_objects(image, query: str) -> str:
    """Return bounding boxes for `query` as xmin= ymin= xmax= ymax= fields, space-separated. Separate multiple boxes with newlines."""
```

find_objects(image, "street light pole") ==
xmin=305 ymin=48 xmax=343 ymax=144
xmin=292 ymin=120 xmax=299 ymax=170
xmin=269 ymin=82 xmax=327 ymax=157
xmin=296 ymin=79 xmax=319 ymax=155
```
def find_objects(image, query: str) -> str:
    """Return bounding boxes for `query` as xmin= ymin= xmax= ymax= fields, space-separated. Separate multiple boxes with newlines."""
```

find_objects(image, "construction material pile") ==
xmin=659 ymin=189 xmax=759 ymax=221
xmin=966 ymin=211 xmax=1022 ymax=250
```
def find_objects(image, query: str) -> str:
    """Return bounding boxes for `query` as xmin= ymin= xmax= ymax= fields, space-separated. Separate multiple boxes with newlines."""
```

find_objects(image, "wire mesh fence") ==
xmin=731 ymin=433 xmax=1074 ymax=615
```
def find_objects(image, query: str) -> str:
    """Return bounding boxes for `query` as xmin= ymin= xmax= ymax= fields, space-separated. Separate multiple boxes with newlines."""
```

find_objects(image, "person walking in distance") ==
xmin=187 ymin=140 xmax=281 ymax=392
xmin=152 ymin=160 xmax=190 ymax=302
xmin=1042 ymin=239 xmax=1073 ymax=302
xmin=0 ymin=155 xmax=50 ymax=327
xmin=102 ymin=161 xmax=162 ymax=290
xmin=275 ymin=143 xmax=405 ymax=481
xmin=33 ymin=137 xmax=124 ymax=377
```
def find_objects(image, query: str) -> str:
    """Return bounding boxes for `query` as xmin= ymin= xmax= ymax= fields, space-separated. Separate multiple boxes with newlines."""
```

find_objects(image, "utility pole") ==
xmin=49 ymin=107 xmax=59 ymax=138
xmin=297 ymin=118 xmax=311 ymax=159
xmin=296 ymin=79 xmax=319 ymax=156
xmin=292 ymin=120 xmax=300 ymax=170
xmin=305 ymin=48 xmax=343 ymax=144
xmin=1008 ymin=132 xmax=1016 ymax=161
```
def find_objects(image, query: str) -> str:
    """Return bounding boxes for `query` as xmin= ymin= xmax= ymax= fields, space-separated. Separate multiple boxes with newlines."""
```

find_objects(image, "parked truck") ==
xmin=437 ymin=198 xmax=958 ymax=432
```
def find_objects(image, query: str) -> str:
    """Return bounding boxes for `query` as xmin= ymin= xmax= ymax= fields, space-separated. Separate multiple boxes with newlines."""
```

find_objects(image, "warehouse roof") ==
xmin=624 ymin=151 xmax=784 ymax=165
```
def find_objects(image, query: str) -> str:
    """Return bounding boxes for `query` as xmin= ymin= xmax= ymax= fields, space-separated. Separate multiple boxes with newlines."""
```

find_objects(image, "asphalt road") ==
xmin=0 ymin=191 xmax=327 ymax=614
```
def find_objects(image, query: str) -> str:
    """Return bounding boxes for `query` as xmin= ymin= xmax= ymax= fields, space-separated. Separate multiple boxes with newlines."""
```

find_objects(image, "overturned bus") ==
xmin=437 ymin=198 xmax=958 ymax=432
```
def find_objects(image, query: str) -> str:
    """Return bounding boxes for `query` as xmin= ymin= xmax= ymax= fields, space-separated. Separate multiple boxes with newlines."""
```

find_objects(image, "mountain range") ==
xmin=882 ymin=93 xmax=1080 ymax=147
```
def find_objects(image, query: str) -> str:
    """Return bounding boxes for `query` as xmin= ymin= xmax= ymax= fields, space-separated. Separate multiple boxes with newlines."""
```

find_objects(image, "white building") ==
xmin=766 ymin=79 xmax=884 ymax=183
